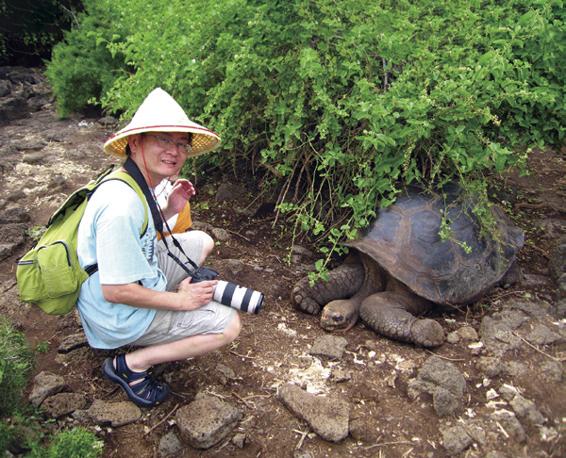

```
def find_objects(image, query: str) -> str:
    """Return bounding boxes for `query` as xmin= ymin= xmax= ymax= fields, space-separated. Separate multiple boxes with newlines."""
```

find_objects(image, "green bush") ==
xmin=0 ymin=319 xmax=33 ymax=416
xmin=0 ymin=420 xmax=12 ymax=454
xmin=43 ymin=428 xmax=103 ymax=458
xmin=45 ymin=0 xmax=126 ymax=117
xmin=46 ymin=0 xmax=566 ymax=263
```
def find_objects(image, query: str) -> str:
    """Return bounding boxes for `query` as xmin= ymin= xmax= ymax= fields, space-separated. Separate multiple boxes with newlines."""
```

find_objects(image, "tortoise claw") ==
xmin=410 ymin=319 xmax=445 ymax=347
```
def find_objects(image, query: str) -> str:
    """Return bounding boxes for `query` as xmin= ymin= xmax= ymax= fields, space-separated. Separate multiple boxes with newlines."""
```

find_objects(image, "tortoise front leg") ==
xmin=359 ymin=292 xmax=445 ymax=347
xmin=291 ymin=262 xmax=364 ymax=315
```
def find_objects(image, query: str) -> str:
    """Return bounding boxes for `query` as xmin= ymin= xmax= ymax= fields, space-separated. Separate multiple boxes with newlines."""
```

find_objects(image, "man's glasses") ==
xmin=145 ymin=133 xmax=192 ymax=154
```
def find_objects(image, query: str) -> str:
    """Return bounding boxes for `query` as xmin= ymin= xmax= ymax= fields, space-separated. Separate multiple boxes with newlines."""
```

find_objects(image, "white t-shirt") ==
xmin=76 ymin=180 xmax=166 ymax=349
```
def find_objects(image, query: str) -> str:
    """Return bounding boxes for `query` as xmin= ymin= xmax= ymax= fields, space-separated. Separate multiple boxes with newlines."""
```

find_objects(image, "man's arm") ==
xmin=102 ymin=278 xmax=217 ymax=311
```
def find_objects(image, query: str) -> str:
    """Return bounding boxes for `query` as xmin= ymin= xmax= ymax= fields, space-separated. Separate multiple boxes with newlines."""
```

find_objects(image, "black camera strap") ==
xmin=123 ymin=157 xmax=200 ymax=275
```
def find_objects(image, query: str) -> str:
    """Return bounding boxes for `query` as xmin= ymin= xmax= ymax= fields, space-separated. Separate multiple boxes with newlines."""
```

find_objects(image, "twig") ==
xmin=225 ymin=228 xmax=251 ymax=242
xmin=144 ymin=403 xmax=179 ymax=436
xmin=425 ymin=350 xmax=466 ymax=362
xmin=230 ymin=350 xmax=257 ymax=359
xmin=232 ymin=392 xmax=254 ymax=409
xmin=2 ymin=280 xmax=17 ymax=293
xmin=495 ymin=421 xmax=509 ymax=439
xmin=170 ymin=391 xmax=188 ymax=400
xmin=204 ymin=390 xmax=228 ymax=400
xmin=102 ymin=386 xmax=120 ymax=399
xmin=364 ymin=440 xmax=414 ymax=450
xmin=513 ymin=332 xmax=566 ymax=362
xmin=292 ymin=429 xmax=309 ymax=450
xmin=528 ymin=244 xmax=550 ymax=259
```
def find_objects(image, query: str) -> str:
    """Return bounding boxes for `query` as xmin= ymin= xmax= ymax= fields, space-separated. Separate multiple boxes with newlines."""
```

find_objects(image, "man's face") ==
xmin=129 ymin=132 xmax=191 ymax=183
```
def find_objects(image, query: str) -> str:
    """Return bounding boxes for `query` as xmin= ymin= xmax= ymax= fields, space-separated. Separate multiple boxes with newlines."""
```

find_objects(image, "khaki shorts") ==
xmin=131 ymin=231 xmax=236 ymax=347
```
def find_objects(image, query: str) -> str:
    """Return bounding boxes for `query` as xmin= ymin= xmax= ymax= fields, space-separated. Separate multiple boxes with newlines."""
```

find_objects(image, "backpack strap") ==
xmin=84 ymin=169 xmax=150 ymax=277
xmin=100 ymin=170 xmax=150 ymax=237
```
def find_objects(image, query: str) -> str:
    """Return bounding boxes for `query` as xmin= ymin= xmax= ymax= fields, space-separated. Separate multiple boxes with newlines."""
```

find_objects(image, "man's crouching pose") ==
xmin=76 ymin=88 xmax=241 ymax=407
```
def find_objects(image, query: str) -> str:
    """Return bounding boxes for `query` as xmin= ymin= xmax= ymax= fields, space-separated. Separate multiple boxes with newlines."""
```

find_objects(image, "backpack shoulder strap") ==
xmin=98 ymin=170 xmax=150 ymax=237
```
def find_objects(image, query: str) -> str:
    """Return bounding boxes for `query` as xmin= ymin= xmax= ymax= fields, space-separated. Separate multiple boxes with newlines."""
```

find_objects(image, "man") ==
xmin=77 ymin=88 xmax=241 ymax=407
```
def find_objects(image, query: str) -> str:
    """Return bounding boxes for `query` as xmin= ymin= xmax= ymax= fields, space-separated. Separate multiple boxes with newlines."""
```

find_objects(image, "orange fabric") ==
xmin=157 ymin=201 xmax=192 ymax=240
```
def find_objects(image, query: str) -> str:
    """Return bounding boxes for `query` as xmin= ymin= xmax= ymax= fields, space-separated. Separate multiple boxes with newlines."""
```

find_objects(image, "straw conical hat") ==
xmin=103 ymin=88 xmax=220 ymax=157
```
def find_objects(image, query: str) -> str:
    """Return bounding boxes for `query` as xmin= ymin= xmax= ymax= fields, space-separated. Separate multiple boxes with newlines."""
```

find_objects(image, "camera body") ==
xmin=190 ymin=266 xmax=220 ymax=283
xmin=191 ymin=266 xmax=264 ymax=314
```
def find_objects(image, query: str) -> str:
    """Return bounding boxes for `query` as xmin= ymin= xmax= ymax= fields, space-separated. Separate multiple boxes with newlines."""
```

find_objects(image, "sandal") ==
xmin=102 ymin=354 xmax=170 ymax=408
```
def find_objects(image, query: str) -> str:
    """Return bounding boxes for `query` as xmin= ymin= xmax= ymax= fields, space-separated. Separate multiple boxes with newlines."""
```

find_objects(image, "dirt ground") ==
xmin=0 ymin=70 xmax=564 ymax=458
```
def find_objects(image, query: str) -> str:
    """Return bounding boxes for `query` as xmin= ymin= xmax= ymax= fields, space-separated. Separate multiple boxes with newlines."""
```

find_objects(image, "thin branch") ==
xmin=144 ymin=403 xmax=180 ymax=436
xmin=425 ymin=350 xmax=466 ymax=362
xmin=364 ymin=440 xmax=414 ymax=450
xmin=232 ymin=392 xmax=254 ymax=409
xmin=513 ymin=332 xmax=566 ymax=362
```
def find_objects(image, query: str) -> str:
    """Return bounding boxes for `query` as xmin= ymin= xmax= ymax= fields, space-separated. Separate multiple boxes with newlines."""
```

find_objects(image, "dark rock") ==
xmin=309 ymin=335 xmax=348 ymax=360
xmin=0 ymin=93 xmax=29 ymax=124
xmin=330 ymin=368 xmax=351 ymax=383
xmin=504 ymin=361 xmax=528 ymax=377
xmin=97 ymin=116 xmax=118 ymax=127
xmin=58 ymin=332 xmax=88 ymax=353
xmin=480 ymin=310 xmax=527 ymax=355
xmin=175 ymin=393 xmax=242 ymax=449
xmin=0 ymin=80 xmax=11 ymax=97
xmin=499 ymin=384 xmax=520 ymax=402
xmin=521 ymin=273 xmax=552 ymax=289
xmin=231 ymin=433 xmax=247 ymax=448
xmin=525 ymin=323 xmax=564 ymax=346
xmin=215 ymin=363 xmax=238 ymax=384
xmin=407 ymin=356 xmax=467 ymax=417
xmin=29 ymin=371 xmax=68 ymax=406
xmin=511 ymin=300 xmax=555 ymax=320
xmin=441 ymin=425 xmax=473 ymax=455
xmin=221 ymin=259 xmax=246 ymax=277
xmin=158 ymin=431 xmax=183 ymax=457
xmin=510 ymin=394 xmax=546 ymax=426
xmin=211 ymin=227 xmax=230 ymax=241
xmin=16 ymin=139 xmax=47 ymax=151
xmin=457 ymin=325 xmax=478 ymax=341
xmin=22 ymin=150 xmax=48 ymax=164
xmin=349 ymin=414 xmax=381 ymax=443
xmin=278 ymin=383 xmax=349 ymax=442
xmin=27 ymin=94 xmax=50 ymax=112
xmin=41 ymin=392 xmax=88 ymax=418
xmin=0 ymin=207 xmax=30 ymax=224
xmin=490 ymin=410 xmax=526 ymax=442
xmin=87 ymin=400 xmax=142 ymax=427
xmin=215 ymin=182 xmax=246 ymax=202
xmin=548 ymin=238 xmax=566 ymax=283
xmin=539 ymin=360 xmax=563 ymax=382
xmin=291 ymin=245 xmax=315 ymax=259
xmin=0 ymin=242 xmax=21 ymax=259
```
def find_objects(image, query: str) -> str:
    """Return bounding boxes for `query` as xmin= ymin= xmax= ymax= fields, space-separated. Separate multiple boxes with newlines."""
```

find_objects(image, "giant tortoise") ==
xmin=291 ymin=186 xmax=524 ymax=347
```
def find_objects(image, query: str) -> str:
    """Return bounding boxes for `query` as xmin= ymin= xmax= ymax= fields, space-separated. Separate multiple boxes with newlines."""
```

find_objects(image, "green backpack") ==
xmin=16 ymin=167 xmax=149 ymax=315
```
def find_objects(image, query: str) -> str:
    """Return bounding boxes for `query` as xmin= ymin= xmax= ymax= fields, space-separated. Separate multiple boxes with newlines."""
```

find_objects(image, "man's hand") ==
xmin=163 ymin=179 xmax=196 ymax=219
xmin=177 ymin=277 xmax=217 ymax=310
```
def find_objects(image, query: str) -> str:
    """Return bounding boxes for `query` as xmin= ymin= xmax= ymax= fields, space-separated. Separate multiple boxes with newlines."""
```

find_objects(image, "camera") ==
xmin=191 ymin=267 xmax=264 ymax=314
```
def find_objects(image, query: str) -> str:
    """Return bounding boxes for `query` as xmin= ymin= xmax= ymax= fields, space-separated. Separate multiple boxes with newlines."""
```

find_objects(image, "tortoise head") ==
xmin=321 ymin=299 xmax=359 ymax=331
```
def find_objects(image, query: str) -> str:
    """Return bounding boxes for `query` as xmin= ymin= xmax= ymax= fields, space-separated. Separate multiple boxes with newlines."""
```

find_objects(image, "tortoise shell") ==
xmin=347 ymin=186 xmax=524 ymax=305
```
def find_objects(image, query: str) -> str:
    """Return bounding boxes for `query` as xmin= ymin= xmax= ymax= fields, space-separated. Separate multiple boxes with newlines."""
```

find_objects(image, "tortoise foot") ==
xmin=410 ymin=319 xmax=445 ymax=347
xmin=291 ymin=290 xmax=321 ymax=315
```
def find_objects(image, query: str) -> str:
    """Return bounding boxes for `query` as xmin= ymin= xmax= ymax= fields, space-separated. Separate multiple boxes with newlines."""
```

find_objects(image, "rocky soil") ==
xmin=0 ymin=67 xmax=565 ymax=457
